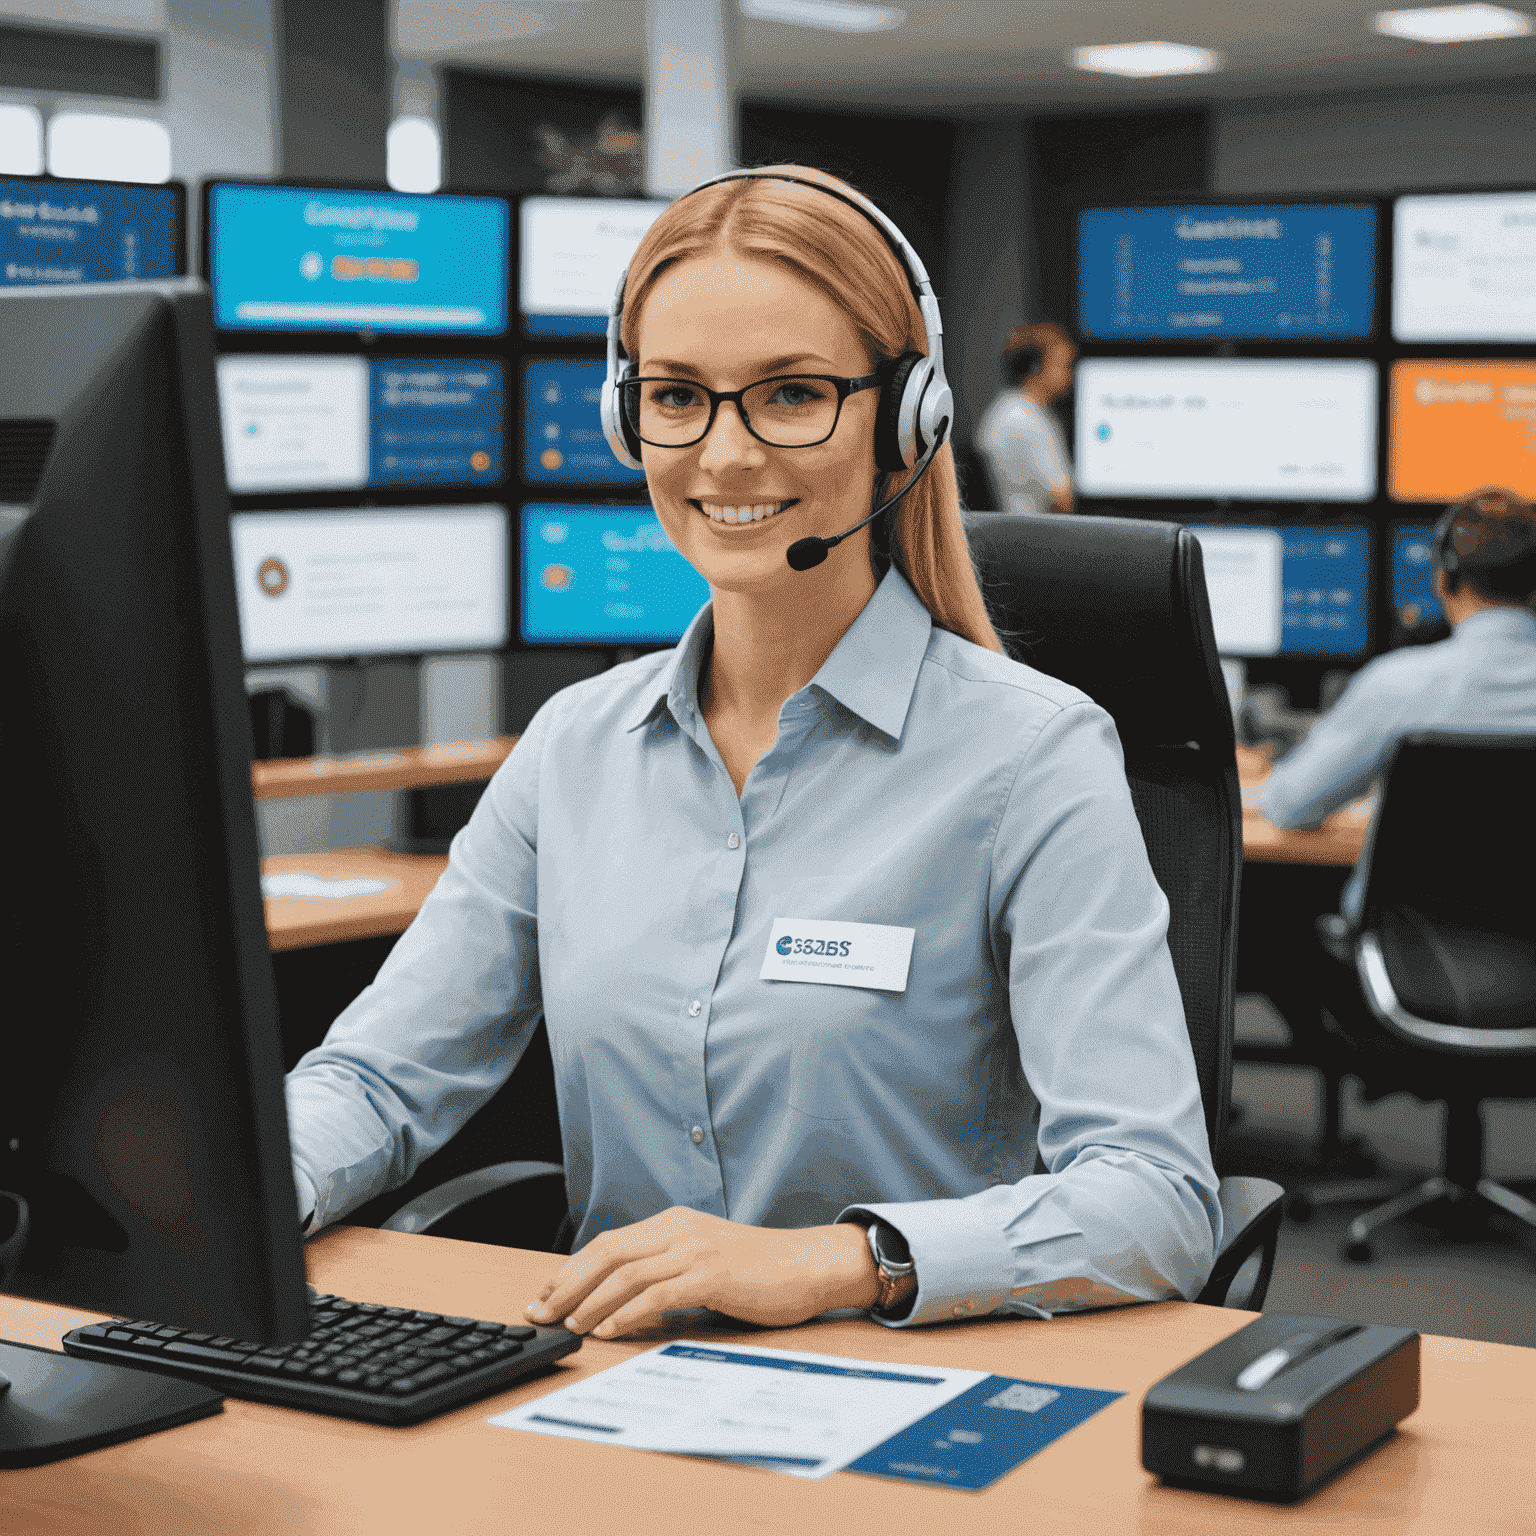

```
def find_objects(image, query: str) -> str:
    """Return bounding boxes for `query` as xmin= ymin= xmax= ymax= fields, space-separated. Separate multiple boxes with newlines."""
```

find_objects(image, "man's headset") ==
xmin=1432 ymin=502 xmax=1464 ymax=589
xmin=600 ymin=170 xmax=953 ymax=572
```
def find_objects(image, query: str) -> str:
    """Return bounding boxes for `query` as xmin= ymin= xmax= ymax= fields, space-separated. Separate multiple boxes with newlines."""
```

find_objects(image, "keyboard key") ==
xmin=309 ymin=1365 xmax=337 ymax=1381
xmin=247 ymin=1355 xmax=287 ymax=1372
xmin=154 ymin=1327 xmax=185 ymax=1339
xmin=412 ymin=1362 xmax=453 ymax=1386
xmin=106 ymin=1330 xmax=136 ymax=1343
xmin=363 ymin=1374 xmax=389 ymax=1391
xmin=131 ymin=1336 xmax=167 ymax=1350
xmin=419 ymin=1326 xmax=464 ymax=1346
xmin=387 ymin=1377 xmax=420 ymax=1395
xmin=281 ymin=1360 xmax=312 ymax=1376
xmin=180 ymin=1332 xmax=214 ymax=1343
xmin=409 ymin=1311 xmax=441 ymax=1323
xmin=503 ymin=1326 xmax=538 ymax=1342
xmin=381 ymin=1307 xmax=410 ymax=1319
xmin=442 ymin=1316 xmax=477 ymax=1328
xmin=488 ymin=1341 xmax=525 ymax=1359
xmin=471 ymin=1320 xmax=504 ymax=1334
xmin=165 ymin=1341 xmax=245 ymax=1365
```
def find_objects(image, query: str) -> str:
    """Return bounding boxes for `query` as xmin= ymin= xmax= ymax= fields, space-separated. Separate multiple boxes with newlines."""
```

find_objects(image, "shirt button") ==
xmin=727 ymin=833 xmax=740 ymax=849
xmin=690 ymin=1125 xmax=705 ymax=1145
xmin=688 ymin=1000 xmax=701 ymax=1017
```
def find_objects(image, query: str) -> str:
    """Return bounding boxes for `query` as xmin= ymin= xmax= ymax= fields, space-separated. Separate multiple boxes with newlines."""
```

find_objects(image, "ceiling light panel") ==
xmin=740 ymin=0 xmax=906 ymax=33
xmin=1071 ymin=41 xmax=1222 ymax=78
xmin=1373 ymin=4 xmax=1533 ymax=42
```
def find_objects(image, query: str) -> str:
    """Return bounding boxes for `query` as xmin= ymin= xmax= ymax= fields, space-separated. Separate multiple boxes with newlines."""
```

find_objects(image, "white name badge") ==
xmin=759 ymin=918 xmax=915 ymax=992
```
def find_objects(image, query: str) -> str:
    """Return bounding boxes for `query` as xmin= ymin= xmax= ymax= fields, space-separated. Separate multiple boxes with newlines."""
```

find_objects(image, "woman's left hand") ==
xmin=524 ymin=1207 xmax=882 ymax=1339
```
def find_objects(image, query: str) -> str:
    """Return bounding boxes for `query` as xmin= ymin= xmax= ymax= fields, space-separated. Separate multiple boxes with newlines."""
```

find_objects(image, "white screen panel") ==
xmin=1394 ymin=191 xmax=1536 ymax=343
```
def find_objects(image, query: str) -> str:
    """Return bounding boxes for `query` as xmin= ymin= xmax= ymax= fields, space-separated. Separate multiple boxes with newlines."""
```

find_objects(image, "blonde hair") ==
xmin=619 ymin=165 xmax=1005 ymax=655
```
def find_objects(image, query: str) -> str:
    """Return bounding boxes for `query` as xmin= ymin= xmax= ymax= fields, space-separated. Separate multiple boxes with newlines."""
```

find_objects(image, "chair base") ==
xmin=1291 ymin=1173 xmax=1536 ymax=1263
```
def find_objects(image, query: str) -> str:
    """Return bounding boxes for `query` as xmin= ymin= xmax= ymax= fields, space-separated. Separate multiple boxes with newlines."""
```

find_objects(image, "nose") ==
xmin=696 ymin=398 xmax=766 ymax=474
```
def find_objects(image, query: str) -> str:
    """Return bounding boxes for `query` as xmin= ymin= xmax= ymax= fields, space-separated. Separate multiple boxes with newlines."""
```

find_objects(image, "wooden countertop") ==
xmin=263 ymin=846 xmax=448 ymax=952
xmin=252 ymin=736 xmax=519 ymax=802
xmin=1236 ymin=743 xmax=1370 ymax=868
xmin=4 ymin=1225 xmax=1533 ymax=1534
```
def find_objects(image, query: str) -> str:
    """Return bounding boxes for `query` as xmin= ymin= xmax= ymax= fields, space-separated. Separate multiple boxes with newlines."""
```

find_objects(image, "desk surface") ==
xmin=1236 ymin=744 xmax=1369 ymax=869
xmin=252 ymin=737 xmax=520 ymax=803
xmin=4 ymin=1227 xmax=1533 ymax=1534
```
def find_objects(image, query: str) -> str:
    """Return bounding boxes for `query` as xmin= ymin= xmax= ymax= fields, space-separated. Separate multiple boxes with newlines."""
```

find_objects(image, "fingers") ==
xmin=563 ymin=1251 xmax=693 ymax=1337
xmin=525 ymin=1226 xmax=671 ymax=1325
xmin=588 ymin=1275 xmax=697 ymax=1340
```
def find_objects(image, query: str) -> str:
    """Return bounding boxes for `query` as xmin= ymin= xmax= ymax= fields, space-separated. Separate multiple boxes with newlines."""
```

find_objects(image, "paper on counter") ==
xmin=489 ymin=1340 xmax=988 ymax=1479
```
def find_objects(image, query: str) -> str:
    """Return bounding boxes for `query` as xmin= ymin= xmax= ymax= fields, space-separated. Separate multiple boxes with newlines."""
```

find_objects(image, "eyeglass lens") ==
xmin=625 ymin=377 xmax=844 ymax=448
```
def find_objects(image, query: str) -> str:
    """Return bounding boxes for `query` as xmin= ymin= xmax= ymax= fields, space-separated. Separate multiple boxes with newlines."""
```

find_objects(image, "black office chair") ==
xmin=385 ymin=513 xmax=1284 ymax=1309
xmin=1287 ymin=732 xmax=1536 ymax=1262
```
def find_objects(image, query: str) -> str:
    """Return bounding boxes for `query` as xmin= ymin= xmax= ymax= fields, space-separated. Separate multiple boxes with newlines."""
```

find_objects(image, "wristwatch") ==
xmin=865 ymin=1220 xmax=918 ymax=1319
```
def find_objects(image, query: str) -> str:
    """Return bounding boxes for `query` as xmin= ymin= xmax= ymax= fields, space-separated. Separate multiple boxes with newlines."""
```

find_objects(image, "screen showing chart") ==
xmin=522 ymin=357 xmax=645 ymax=486
xmin=1388 ymin=359 xmax=1536 ymax=503
xmin=0 ymin=177 xmax=179 ymax=287
xmin=1076 ymin=358 xmax=1378 ymax=502
xmin=1077 ymin=202 xmax=1376 ymax=341
xmin=1189 ymin=524 xmax=1371 ymax=657
xmin=1391 ymin=523 xmax=1444 ymax=632
xmin=217 ymin=356 xmax=504 ymax=493
xmin=519 ymin=196 xmax=668 ymax=337
xmin=1393 ymin=191 xmax=1536 ymax=342
xmin=207 ymin=183 xmax=508 ymax=334
xmin=520 ymin=504 xmax=709 ymax=644
xmin=231 ymin=507 xmax=508 ymax=661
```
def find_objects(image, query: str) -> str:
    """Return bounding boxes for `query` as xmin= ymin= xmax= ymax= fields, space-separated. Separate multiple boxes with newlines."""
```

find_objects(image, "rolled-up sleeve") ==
xmin=285 ymin=700 xmax=555 ymax=1231
xmin=842 ymin=700 xmax=1221 ymax=1326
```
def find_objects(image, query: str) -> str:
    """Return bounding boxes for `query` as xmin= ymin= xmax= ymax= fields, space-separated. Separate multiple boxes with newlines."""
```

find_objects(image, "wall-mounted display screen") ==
xmin=1393 ymin=191 xmax=1536 ymax=342
xmin=1075 ymin=358 xmax=1378 ymax=502
xmin=1189 ymin=524 xmax=1371 ymax=658
xmin=1388 ymin=358 xmax=1536 ymax=502
xmin=1 ymin=176 xmax=179 ymax=287
xmin=1078 ymin=202 xmax=1376 ymax=341
xmin=519 ymin=196 xmax=668 ymax=336
xmin=207 ymin=182 xmax=508 ymax=334
xmin=217 ymin=356 xmax=503 ymax=493
xmin=522 ymin=357 xmax=645 ymax=486
xmin=1391 ymin=523 xmax=1444 ymax=632
xmin=519 ymin=504 xmax=708 ymax=644
xmin=231 ymin=506 xmax=508 ymax=662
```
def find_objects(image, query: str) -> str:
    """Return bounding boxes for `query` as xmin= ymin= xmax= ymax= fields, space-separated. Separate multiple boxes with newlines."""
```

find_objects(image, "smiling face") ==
xmin=633 ymin=249 xmax=882 ymax=599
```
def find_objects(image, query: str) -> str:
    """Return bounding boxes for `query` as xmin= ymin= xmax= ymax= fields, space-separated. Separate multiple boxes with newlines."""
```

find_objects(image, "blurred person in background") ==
xmin=1263 ymin=486 xmax=1536 ymax=925
xmin=975 ymin=321 xmax=1076 ymax=515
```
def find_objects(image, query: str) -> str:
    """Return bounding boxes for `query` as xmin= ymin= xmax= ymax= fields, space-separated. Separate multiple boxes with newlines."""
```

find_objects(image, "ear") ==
xmin=1432 ymin=566 xmax=1453 ymax=602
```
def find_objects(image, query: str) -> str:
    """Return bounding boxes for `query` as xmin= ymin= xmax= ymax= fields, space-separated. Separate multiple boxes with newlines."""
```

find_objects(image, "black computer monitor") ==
xmin=0 ymin=280 xmax=308 ymax=1464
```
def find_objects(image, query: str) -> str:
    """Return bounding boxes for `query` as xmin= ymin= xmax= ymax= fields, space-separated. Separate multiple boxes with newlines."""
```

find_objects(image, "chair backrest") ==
xmin=1360 ymin=732 xmax=1536 ymax=1039
xmin=966 ymin=512 xmax=1241 ymax=1166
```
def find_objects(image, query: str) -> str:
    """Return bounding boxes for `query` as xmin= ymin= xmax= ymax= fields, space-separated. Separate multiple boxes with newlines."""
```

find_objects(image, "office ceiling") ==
xmin=393 ymin=1 xmax=1536 ymax=112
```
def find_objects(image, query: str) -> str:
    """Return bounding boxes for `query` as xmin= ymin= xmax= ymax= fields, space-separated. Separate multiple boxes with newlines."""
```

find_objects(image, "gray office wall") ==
xmin=1213 ymin=80 xmax=1536 ymax=194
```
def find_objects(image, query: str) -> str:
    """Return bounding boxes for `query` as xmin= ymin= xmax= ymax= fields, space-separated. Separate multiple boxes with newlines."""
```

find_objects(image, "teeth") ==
xmin=702 ymin=501 xmax=786 ymax=523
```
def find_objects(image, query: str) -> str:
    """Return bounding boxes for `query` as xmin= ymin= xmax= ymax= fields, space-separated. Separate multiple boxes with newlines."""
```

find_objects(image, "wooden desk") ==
xmin=4 ymin=1227 xmax=1533 ymax=1534
xmin=252 ymin=737 xmax=519 ymax=802
xmin=1237 ymin=744 xmax=1371 ymax=869
xmin=263 ymin=847 xmax=447 ymax=953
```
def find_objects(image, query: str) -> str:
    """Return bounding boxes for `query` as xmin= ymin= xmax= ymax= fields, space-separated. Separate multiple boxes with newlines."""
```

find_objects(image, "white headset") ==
xmin=599 ymin=170 xmax=952 ymax=480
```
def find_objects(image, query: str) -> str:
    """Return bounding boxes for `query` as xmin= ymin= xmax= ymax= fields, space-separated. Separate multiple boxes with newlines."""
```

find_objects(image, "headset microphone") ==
xmin=784 ymin=417 xmax=949 ymax=572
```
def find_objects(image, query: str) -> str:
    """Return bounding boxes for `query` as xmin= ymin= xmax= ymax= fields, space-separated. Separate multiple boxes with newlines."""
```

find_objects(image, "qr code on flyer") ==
xmin=985 ymin=1383 xmax=1061 ymax=1413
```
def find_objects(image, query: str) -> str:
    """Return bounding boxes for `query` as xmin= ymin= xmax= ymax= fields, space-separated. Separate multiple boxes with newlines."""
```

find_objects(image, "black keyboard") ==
xmin=61 ymin=1291 xmax=581 ymax=1426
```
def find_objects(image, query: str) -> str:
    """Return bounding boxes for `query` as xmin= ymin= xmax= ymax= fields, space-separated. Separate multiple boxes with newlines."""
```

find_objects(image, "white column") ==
xmin=644 ymin=0 xmax=738 ymax=198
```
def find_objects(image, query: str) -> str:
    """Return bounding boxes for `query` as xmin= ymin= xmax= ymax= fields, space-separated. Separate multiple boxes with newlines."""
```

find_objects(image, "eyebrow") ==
xmin=640 ymin=353 xmax=844 ymax=378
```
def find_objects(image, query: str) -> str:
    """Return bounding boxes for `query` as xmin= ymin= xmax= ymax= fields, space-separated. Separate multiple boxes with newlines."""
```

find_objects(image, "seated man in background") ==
xmin=975 ymin=321 xmax=1076 ymax=515
xmin=1262 ymin=486 xmax=1536 ymax=926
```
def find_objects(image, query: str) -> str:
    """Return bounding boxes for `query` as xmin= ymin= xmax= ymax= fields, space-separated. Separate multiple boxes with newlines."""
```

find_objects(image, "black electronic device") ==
xmin=1142 ymin=1313 xmax=1419 ymax=1502
xmin=63 ymin=1290 xmax=580 ymax=1427
xmin=0 ymin=279 xmax=308 ymax=1464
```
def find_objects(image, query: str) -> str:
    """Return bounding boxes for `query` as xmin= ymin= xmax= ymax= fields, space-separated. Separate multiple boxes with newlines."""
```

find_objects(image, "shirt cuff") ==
xmin=837 ymin=1198 xmax=1018 ymax=1328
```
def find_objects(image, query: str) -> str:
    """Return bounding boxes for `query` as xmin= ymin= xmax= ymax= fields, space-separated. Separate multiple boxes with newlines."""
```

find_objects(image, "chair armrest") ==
xmin=381 ymin=1161 xmax=565 ymax=1236
xmin=1196 ymin=1176 xmax=1285 ymax=1310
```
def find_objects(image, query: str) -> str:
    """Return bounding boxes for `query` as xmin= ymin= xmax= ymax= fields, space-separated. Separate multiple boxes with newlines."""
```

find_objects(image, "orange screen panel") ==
xmin=1390 ymin=359 xmax=1536 ymax=503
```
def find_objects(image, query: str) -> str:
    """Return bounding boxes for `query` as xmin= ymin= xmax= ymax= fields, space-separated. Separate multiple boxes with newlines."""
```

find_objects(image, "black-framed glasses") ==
xmin=620 ymin=372 xmax=881 ymax=449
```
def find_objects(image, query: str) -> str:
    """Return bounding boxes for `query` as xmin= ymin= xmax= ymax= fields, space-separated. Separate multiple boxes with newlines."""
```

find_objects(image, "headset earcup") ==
xmin=602 ymin=363 xmax=645 ymax=471
xmin=874 ymin=352 xmax=924 ymax=473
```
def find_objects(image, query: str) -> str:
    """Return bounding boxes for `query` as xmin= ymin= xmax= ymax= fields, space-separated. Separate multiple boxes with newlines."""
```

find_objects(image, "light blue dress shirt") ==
xmin=286 ymin=566 xmax=1220 ymax=1327
xmin=1262 ymin=606 xmax=1536 ymax=921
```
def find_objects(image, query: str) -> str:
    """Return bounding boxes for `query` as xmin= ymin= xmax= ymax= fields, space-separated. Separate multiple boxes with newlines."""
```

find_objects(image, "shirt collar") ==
xmin=623 ymin=564 xmax=933 ymax=743
xmin=624 ymin=599 xmax=715 ymax=733
xmin=1452 ymin=605 xmax=1536 ymax=644
xmin=808 ymin=564 xmax=932 ymax=743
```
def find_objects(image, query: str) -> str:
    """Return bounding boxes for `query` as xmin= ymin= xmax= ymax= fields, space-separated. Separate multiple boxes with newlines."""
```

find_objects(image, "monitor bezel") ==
xmin=199 ymin=175 xmax=513 ymax=341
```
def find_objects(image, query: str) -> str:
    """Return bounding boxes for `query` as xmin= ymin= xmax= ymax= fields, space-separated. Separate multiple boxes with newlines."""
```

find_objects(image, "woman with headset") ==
xmin=286 ymin=167 xmax=1220 ymax=1337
